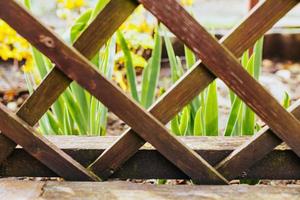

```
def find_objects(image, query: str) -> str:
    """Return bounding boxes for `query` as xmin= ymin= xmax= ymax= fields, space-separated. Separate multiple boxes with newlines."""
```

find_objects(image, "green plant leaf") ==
xmin=254 ymin=37 xmax=264 ymax=79
xmin=205 ymin=81 xmax=218 ymax=136
xmin=142 ymin=27 xmax=162 ymax=108
xmin=163 ymin=27 xmax=180 ymax=83
xmin=63 ymin=106 xmax=73 ymax=135
xmin=193 ymin=106 xmax=203 ymax=136
xmin=141 ymin=59 xmax=151 ymax=107
xmin=39 ymin=115 xmax=52 ymax=135
xmin=179 ymin=107 xmax=190 ymax=136
xmin=62 ymin=89 xmax=87 ymax=134
xmin=184 ymin=45 xmax=196 ymax=69
xmin=90 ymin=0 xmax=110 ymax=21
xmin=242 ymin=54 xmax=255 ymax=135
xmin=23 ymin=0 xmax=31 ymax=9
xmin=70 ymin=9 xmax=93 ymax=43
xmin=46 ymin=111 xmax=61 ymax=135
xmin=171 ymin=116 xmax=181 ymax=136
xmin=282 ymin=92 xmax=291 ymax=109
xmin=117 ymin=30 xmax=139 ymax=102
xmin=224 ymin=97 xmax=242 ymax=136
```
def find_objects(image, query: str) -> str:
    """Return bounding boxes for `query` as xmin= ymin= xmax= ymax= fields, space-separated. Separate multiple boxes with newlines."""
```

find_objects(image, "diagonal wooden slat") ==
xmin=89 ymin=0 xmax=299 ymax=179
xmin=0 ymin=0 xmax=138 ymax=164
xmin=0 ymin=103 xmax=99 ymax=181
xmin=216 ymin=100 xmax=300 ymax=179
xmin=0 ymin=0 xmax=228 ymax=184
xmin=140 ymin=0 xmax=300 ymax=158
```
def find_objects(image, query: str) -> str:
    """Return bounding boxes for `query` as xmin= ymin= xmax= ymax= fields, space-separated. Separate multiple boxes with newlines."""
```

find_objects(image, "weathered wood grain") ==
xmin=0 ymin=104 xmax=98 ymax=181
xmin=0 ymin=1 xmax=227 ymax=184
xmin=90 ymin=0 xmax=299 ymax=179
xmin=141 ymin=0 xmax=300 ymax=161
xmin=41 ymin=182 xmax=300 ymax=200
xmin=0 ymin=136 xmax=299 ymax=180
xmin=0 ymin=180 xmax=44 ymax=200
xmin=0 ymin=0 xmax=138 ymax=165
xmin=1 ymin=180 xmax=300 ymax=200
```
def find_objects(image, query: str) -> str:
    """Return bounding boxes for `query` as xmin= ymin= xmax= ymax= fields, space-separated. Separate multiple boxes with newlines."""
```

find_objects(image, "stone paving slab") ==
xmin=1 ymin=180 xmax=300 ymax=200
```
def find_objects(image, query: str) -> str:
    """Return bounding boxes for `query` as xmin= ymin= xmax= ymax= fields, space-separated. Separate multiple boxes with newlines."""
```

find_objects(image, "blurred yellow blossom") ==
xmin=119 ymin=5 xmax=155 ymax=50
xmin=0 ymin=20 xmax=33 ymax=72
xmin=56 ymin=0 xmax=85 ymax=9
xmin=180 ymin=0 xmax=194 ymax=6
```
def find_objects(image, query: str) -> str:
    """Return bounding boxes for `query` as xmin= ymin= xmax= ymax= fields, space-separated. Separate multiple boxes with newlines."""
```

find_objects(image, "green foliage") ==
xmin=24 ymin=0 xmax=277 ymax=139
xmin=283 ymin=92 xmax=291 ymax=109
xmin=70 ymin=9 xmax=93 ymax=43
xmin=205 ymin=81 xmax=218 ymax=136
xmin=25 ymin=0 xmax=115 ymax=136
xmin=118 ymin=26 xmax=162 ymax=109
xmin=224 ymin=48 xmax=261 ymax=136
xmin=117 ymin=30 xmax=139 ymax=102
xmin=140 ymin=28 xmax=162 ymax=108
xmin=163 ymin=28 xmax=265 ymax=136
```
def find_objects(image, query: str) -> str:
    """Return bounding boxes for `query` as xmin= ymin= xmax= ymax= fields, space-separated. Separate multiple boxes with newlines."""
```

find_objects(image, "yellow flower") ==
xmin=113 ymin=70 xmax=127 ymax=91
xmin=0 ymin=20 xmax=33 ymax=71
xmin=57 ymin=0 xmax=85 ymax=10
xmin=180 ymin=0 xmax=194 ymax=6
xmin=22 ymin=56 xmax=34 ymax=73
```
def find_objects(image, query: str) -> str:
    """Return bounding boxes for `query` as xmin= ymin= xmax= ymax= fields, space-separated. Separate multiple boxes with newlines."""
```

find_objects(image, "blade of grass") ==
xmin=98 ymin=37 xmax=116 ymax=135
xmin=163 ymin=26 xmax=180 ymax=82
xmin=204 ymin=81 xmax=218 ymax=136
xmin=117 ymin=30 xmax=139 ymax=102
xmin=142 ymin=27 xmax=162 ymax=108
xmin=171 ymin=115 xmax=181 ymax=136
xmin=62 ymin=106 xmax=73 ymax=135
xmin=62 ymin=89 xmax=87 ymax=134
xmin=46 ymin=111 xmax=61 ymax=135
xmin=184 ymin=45 xmax=196 ymax=69
xmin=70 ymin=9 xmax=93 ymax=43
xmin=224 ymin=97 xmax=242 ymax=136
xmin=179 ymin=107 xmax=190 ymax=136
xmin=242 ymin=54 xmax=255 ymax=135
xmin=193 ymin=106 xmax=203 ymax=136
xmin=254 ymin=37 xmax=264 ymax=79
xmin=141 ymin=58 xmax=151 ymax=107
xmin=283 ymin=92 xmax=291 ymax=109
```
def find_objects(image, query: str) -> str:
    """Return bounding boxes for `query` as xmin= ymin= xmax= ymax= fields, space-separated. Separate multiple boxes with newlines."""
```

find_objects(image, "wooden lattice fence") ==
xmin=0 ymin=0 xmax=299 ymax=184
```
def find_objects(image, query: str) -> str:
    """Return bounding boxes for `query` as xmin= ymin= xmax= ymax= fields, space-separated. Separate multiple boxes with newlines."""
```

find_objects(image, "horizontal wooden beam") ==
xmin=0 ymin=104 xmax=98 ymax=181
xmin=1 ymin=136 xmax=299 ymax=180
xmin=2 ymin=180 xmax=300 ymax=199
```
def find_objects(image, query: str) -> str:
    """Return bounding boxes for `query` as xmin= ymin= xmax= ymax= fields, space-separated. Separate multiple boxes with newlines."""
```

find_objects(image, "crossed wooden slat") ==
xmin=0 ymin=0 xmax=227 ymax=184
xmin=0 ymin=0 xmax=299 ymax=184
xmin=0 ymin=0 xmax=138 ymax=164
xmin=90 ymin=0 xmax=300 ymax=181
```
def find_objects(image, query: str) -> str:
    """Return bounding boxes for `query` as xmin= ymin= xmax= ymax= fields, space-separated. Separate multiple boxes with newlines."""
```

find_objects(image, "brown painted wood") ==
xmin=89 ymin=0 xmax=298 ymax=179
xmin=216 ymin=100 xmax=300 ymax=180
xmin=0 ymin=104 xmax=98 ymax=181
xmin=249 ymin=0 xmax=259 ymax=9
xmin=0 ymin=1 xmax=227 ymax=184
xmin=1 ymin=181 xmax=300 ymax=200
xmin=0 ymin=136 xmax=300 ymax=180
xmin=141 ymin=0 xmax=300 ymax=158
xmin=0 ymin=0 xmax=138 ymax=164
